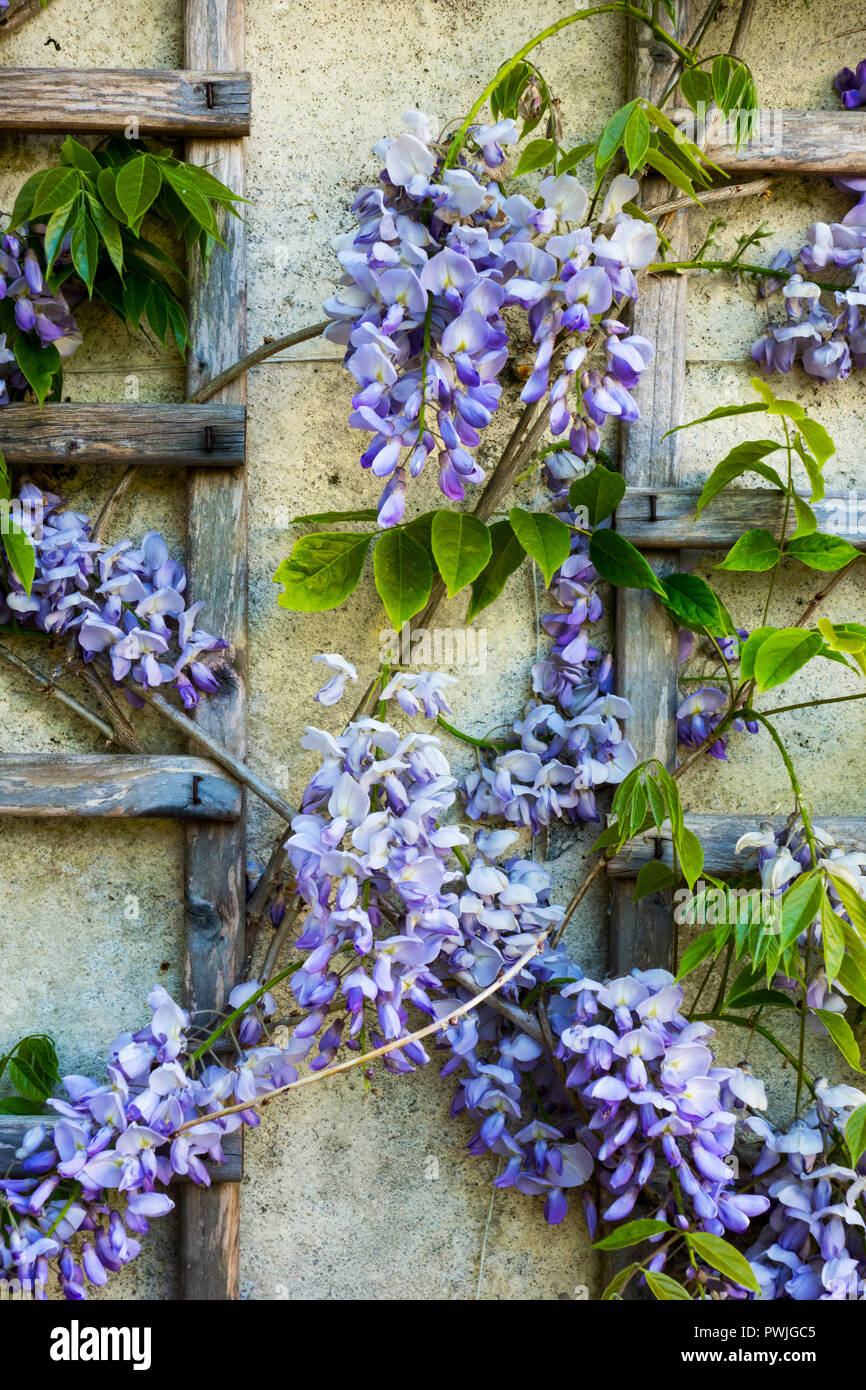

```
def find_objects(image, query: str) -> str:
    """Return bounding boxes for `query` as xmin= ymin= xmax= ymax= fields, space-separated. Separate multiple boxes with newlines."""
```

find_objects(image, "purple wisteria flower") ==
xmin=464 ymin=520 xmax=636 ymax=829
xmin=752 ymin=179 xmax=866 ymax=381
xmin=677 ymin=685 xmax=759 ymax=760
xmin=0 ymin=482 xmax=228 ymax=708
xmin=835 ymin=61 xmax=866 ymax=109
xmin=325 ymin=112 xmax=657 ymax=523
xmin=0 ymin=229 xmax=82 ymax=404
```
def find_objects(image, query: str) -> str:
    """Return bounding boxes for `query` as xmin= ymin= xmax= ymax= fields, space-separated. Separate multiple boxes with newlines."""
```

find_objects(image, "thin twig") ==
xmin=0 ymin=0 xmax=53 ymax=38
xmin=0 ymin=641 xmax=115 ymax=742
xmin=175 ymin=926 xmax=553 ymax=1132
xmin=260 ymin=900 xmax=304 ymax=982
xmin=78 ymin=666 xmax=148 ymax=754
xmin=187 ymin=322 xmax=330 ymax=404
xmin=647 ymin=177 xmax=771 ymax=219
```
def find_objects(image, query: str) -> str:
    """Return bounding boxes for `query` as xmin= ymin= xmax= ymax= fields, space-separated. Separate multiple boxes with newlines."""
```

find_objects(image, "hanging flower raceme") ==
xmin=324 ymin=112 xmax=657 ymax=524
xmin=0 ymin=228 xmax=83 ymax=405
xmin=744 ymin=1079 xmax=866 ymax=1299
xmin=464 ymin=520 xmax=636 ymax=829
xmin=752 ymin=178 xmax=866 ymax=381
xmin=0 ymin=482 xmax=228 ymax=708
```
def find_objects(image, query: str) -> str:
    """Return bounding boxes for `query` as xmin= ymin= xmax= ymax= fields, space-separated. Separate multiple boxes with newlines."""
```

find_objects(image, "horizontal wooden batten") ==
xmin=608 ymin=814 xmax=866 ymax=878
xmin=0 ymin=755 xmax=242 ymax=820
xmin=0 ymin=1115 xmax=242 ymax=1183
xmin=672 ymin=108 xmax=866 ymax=175
xmin=0 ymin=403 xmax=246 ymax=469
xmin=0 ymin=68 xmax=251 ymax=135
xmin=616 ymin=487 xmax=866 ymax=549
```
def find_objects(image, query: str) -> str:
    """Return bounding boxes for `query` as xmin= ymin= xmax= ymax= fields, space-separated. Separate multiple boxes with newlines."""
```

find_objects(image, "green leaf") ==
xmin=664 ymin=402 xmax=768 ymax=438
xmin=601 ymin=1262 xmax=640 ymax=1300
xmin=646 ymin=1271 xmax=692 ymax=1301
xmin=467 ymin=519 xmax=526 ymax=621
xmin=828 ymin=872 xmax=866 ymax=942
xmin=42 ymin=199 xmax=79 ymax=276
xmin=792 ymin=436 xmax=825 ymax=504
xmin=96 ymin=166 xmax=128 ymax=224
xmin=633 ymin=860 xmax=680 ymax=902
xmin=431 ymin=512 xmax=492 ymax=598
xmin=508 ymin=508 xmax=570 ymax=587
xmin=791 ymin=494 xmax=817 ymax=541
xmin=373 ymin=528 xmax=433 ymax=629
xmin=115 ymin=155 xmax=162 ymax=231
xmin=2 ymin=516 xmax=36 ymax=595
xmin=752 ymin=627 xmax=823 ymax=692
xmin=624 ymin=106 xmax=651 ymax=173
xmin=402 ymin=510 xmax=438 ymax=552
xmin=716 ymin=528 xmax=781 ymax=573
xmin=688 ymin=1232 xmax=760 ymax=1294
xmin=677 ymin=826 xmax=704 ymax=891
xmin=675 ymin=930 xmax=720 ymax=982
xmin=679 ymin=66 xmax=713 ymax=112
xmin=694 ymin=442 xmax=785 ymax=518
xmin=12 ymin=167 xmax=81 ymax=228
xmin=273 ymin=532 xmax=372 ymax=612
xmin=292 ymin=509 xmax=380 ymax=525
xmin=821 ymin=895 xmax=846 ymax=982
xmin=567 ymin=463 xmax=625 ymax=528
xmin=738 ymin=626 xmax=776 ymax=681
xmin=88 ymin=198 xmax=125 ymax=277
xmin=593 ymin=1218 xmax=672 ymax=1250
xmin=0 ymin=1095 xmax=47 ymax=1115
xmin=595 ymin=100 xmax=638 ymax=175
xmin=786 ymin=532 xmax=860 ymax=572
xmin=589 ymin=529 xmax=666 ymax=595
xmin=813 ymin=1009 xmax=864 ymax=1072
xmin=513 ymin=139 xmax=557 ymax=176
xmin=60 ymin=135 xmax=101 ymax=177
xmin=750 ymin=376 xmax=805 ymax=421
xmin=13 ymin=336 xmax=60 ymax=407
xmin=846 ymin=1105 xmax=866 ymax=1167
xmin=70 ymin=209 xmax=99 ymax=295
xmin=778 ymin=872 xmax=822 ymax=951
xmin=557 ymin=141 xmax=595 ymax=174
xmin=661 ymin=573 xmax=725 ymax=635
xmin=797 ymin=416 xmax=835 ymax=469
xmin=121 ymin=271 xmax=151 ymax=331
xmin=8 ymin=1035 xmax=60 ymax=1103
xmin=161 ymin=163 xmax=222 ymax=239
xmin=643 ymin=145 xmax=700 ymax=201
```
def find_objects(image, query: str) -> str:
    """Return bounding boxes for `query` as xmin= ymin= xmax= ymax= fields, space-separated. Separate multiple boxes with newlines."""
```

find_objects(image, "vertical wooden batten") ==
xmin=610 ymin=1 xmax=695 ymax=978
xmin=181 ymin=0 xmax=248 ymax=1301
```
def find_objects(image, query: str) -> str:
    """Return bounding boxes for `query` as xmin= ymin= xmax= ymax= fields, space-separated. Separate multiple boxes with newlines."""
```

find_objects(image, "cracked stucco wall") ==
xmin=0 ymin=0 xmax=864 ymax=1300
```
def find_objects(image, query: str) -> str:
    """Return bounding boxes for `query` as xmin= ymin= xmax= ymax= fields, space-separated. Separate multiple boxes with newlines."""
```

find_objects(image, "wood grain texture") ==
xmin=609 ymin=814 xmax=866 ymax=877
xmin=0 ymin=0 xmax=53 ymax=39
xmin=611 ymin=3 xmax=696 ymax=982
xmin=0 ymin=68 xmax=250 ymax=135
xmin=617 ymin=487 xmax=866 ymax=549
xmin=0 ymin=754 xmax=241 ymax=819
xmin=0 ymin=1115 xmax=242 ymax=1182
xmin=179 ymin=0 xmax=247 ymax=1303
xmin=0 ymin=403 xmax=245 ymax=468
xmin=673 ymin=107 xmax=866 ymax=176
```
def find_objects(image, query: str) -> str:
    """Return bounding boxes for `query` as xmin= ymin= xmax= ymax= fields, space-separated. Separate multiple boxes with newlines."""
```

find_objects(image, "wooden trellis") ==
xmin=2 ymin=0 xmax=866 ymax=1304
xmin=0 ymin=0 xmax=249 ymax=1300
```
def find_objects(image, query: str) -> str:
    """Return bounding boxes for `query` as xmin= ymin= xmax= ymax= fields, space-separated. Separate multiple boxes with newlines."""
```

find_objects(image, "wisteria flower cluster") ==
xmin=443 ymin=958 xmax=772 ymax=1263
xmin=0 ymin=228 xmax=82 ymax=405
xmin=676 ymin=628 xmax=759 ymax=760
xmin=463 ymin=519 xmax=637 ymax=831
xmin=0 ymin=481 xmax=228 ymax=708
xmin=751 ymin=177 xmax=866 ymax=381
xmin=746 ymin=1080 xmax=866 ymax=1299
xmin=324 ymin=110 xmax=657 ymax=524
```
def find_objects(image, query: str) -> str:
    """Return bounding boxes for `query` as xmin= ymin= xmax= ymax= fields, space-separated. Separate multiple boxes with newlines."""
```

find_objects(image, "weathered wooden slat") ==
xmin=617 ymin=487 xmax=866 ymax=549
xmin=0 ymin=754 xmax=241 ymax=820
xmin=179 ymin=0 xmax=247 ymax=1302
xmin=0 ymin=1114 xmax=242 ymax=1183
xmin=610 ymin=5 xmax=695 ymax=981
xmin=0 ymin=403 xmax=246 ymax=469
xmin=674 ymin=107 xmax=866 ymax=176
xmin=609 ymin=813 xmax=866 ymax=877
xmin=0 ymin=68 xmax=251 ymax=135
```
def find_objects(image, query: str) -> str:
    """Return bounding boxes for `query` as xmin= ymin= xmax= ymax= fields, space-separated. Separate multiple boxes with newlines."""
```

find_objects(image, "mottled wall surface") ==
xmin=0 ymin=0 xmax=864 ymax=1300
